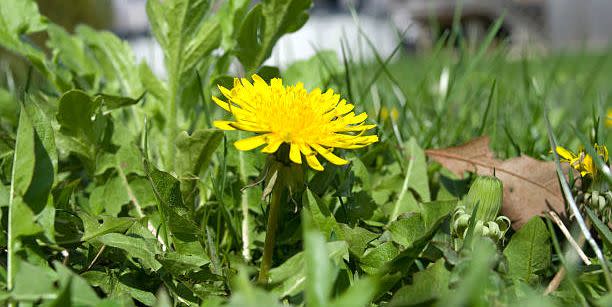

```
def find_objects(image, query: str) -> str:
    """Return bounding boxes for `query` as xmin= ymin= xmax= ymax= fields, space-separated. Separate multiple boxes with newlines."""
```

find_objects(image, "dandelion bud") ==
xmin=464 ymin=176 xmax=503 ymax=223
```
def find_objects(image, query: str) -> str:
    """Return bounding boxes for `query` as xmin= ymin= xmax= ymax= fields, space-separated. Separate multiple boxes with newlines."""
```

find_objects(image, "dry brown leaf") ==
xmin=426 ymin=136 xmax=566 ymax=229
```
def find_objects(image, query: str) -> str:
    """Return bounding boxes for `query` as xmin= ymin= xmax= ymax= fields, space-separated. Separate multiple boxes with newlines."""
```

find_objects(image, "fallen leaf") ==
xmin=426 ymin=137 xmax=565 ymax=229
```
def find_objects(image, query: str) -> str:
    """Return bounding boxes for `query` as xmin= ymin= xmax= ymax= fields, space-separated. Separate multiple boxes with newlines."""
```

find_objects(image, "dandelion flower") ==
xmin=213 ymin=75 xmax=378 ymax=171
xmin=607 ymin=108 xmax=612 ymax=128
xmin=556 ymin=144 xmax=609 ymax=177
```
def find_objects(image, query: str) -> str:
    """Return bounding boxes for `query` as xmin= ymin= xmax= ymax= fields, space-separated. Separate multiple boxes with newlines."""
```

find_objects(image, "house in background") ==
xmin=105 ymin=0 xmax=612 ymax=76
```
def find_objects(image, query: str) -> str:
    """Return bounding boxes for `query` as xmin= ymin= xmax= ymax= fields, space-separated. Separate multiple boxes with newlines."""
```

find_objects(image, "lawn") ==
xmin=0 ymin=0 xmax=611 ymax=306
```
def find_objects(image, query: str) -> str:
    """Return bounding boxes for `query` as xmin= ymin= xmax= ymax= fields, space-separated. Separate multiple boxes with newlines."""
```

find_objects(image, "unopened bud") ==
xmin=464 ymin=176 xmax=503 ymax=223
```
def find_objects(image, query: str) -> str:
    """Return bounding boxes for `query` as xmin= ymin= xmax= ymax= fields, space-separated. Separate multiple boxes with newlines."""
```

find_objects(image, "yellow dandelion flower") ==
xmin=212 ymin=75 xmax=379 ymax=171
xmin=556 ymin=144 xmax=609 ymax=177
xmin=607 ymin=108 xmax=612 ymax=128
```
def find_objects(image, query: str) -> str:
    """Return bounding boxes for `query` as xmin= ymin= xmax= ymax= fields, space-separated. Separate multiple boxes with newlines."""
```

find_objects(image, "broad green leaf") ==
xmin=156 ymin=252 xmax=210 ymax=276
xmin=10 ymin=100 xmax=55 ymax=240
xmin=13 ymin=98 xmax=57 ymax=214
xmin=12 ymin=261 xmax=56 ymax=300
xmin=145 ymin=161 xmax=200 ymax=242
xmin=56 ymin=90 xmax=108 ymax=170
xmin=336 ymin=191 xmax=377 ymax=226
xmin=388 ymin=259 xmax=450 ymax=306
xmin=11 ymin=198 xmax=43 ymax=238
xmin=303 ymin=189 xmax=343 ymax=240
xmin=388 ymin=214 xmax=426 ymax=248
xmin=79 ymin=213 xmax=135 ymax=242
xmin=359 ymin=242 xmax=400 ymax=274
xmin=503 ymin=217 xmax=551 ymax=283
xmin=385 ymin=206 xmax=450 ymax=275
xmin=420 ymin=200 xmax=456 ymax=229
xmin=269 ymin=241 xmax=348 ymax=298
xmin=89 ymin=176 xmax=130 ymax=216
xmin=328 ymin=277 xmax=378 ymax=307
xmin=339 ymin=224 xmax=378 ymax=259
xmin=404 ymin=138 xmax=431 ymax=202
xmin=95 ymin=143 xmax=144 ymax=177
xmin=97 ymin=233 xmax=162 ymax=271
xmin=175 ymin=129 xmax=223 ymax=202
xmin=236 ymin=0 xmax=312 ymax=72
xmin=439 ymin=240 xmax=499 ymax=306
xmin=82 ymin=271 xmax=156 ymax=306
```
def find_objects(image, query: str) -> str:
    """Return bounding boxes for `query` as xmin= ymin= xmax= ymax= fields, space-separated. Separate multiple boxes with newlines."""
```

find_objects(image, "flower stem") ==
xmin=258 ymin=184 xmax=283 ymax=284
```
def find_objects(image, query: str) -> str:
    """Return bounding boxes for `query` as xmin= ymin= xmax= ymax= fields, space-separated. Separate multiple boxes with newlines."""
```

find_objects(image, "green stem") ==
xmin=258 ymin=184 xmax=283 ymax=284
xmin=167 ymin=77 xmax=178 ymax=169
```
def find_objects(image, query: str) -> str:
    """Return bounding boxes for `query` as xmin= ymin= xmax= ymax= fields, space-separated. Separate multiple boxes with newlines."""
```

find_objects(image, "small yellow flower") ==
xmin=380 ymin=106 xmax=399 ymax=122
xmin=212 ymin=75 xmax=378 ymax=171
xmin=556 ymin=144 xmax=609 ymax=177
xmin=606 ymin=109 xmax=612 ymax=128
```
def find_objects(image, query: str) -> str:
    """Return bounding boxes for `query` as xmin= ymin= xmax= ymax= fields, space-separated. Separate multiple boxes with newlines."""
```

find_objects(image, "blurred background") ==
xmin=14 ymin=0 xmax=612 ymax=78
xmin=13 ymin=0 xmax=612 ymax=74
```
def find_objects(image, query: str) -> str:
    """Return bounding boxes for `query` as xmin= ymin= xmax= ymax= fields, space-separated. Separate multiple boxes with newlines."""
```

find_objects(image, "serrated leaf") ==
xmin=145 ymin=161 xmax=200 ymax=242
xmin=236 ymin=0 xmax=312 ymax=72
xmin=76 ymin=25 xmax=143 ymax=97
xmin=97 ymin=233 xmax=162 ymax=271
xmin=79 ymin=213 xmax=135 ymax=242
xmin=156 ymin=252 xmax=210 ymax=276
xmin=146 ymin=0 xmax=221 ymax=83
xmin=503 ymin=217 xmax=551 ymax=283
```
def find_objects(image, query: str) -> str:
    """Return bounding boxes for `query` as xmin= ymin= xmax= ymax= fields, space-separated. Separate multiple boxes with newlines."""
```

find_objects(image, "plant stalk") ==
xmin=258 ymin=184 xmax=283 ymax=284
xmin=167 ymin=78 xmax=178 ymax=170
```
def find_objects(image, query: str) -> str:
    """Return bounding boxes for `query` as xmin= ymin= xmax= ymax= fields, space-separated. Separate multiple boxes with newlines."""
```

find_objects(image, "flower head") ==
xmin=213 ymin=75 xmax=378 ymax=171
xmin=556 ymin=144 xmax=609 ymax=177
xmin=607 ymin=108 xmax=612 ymax=128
